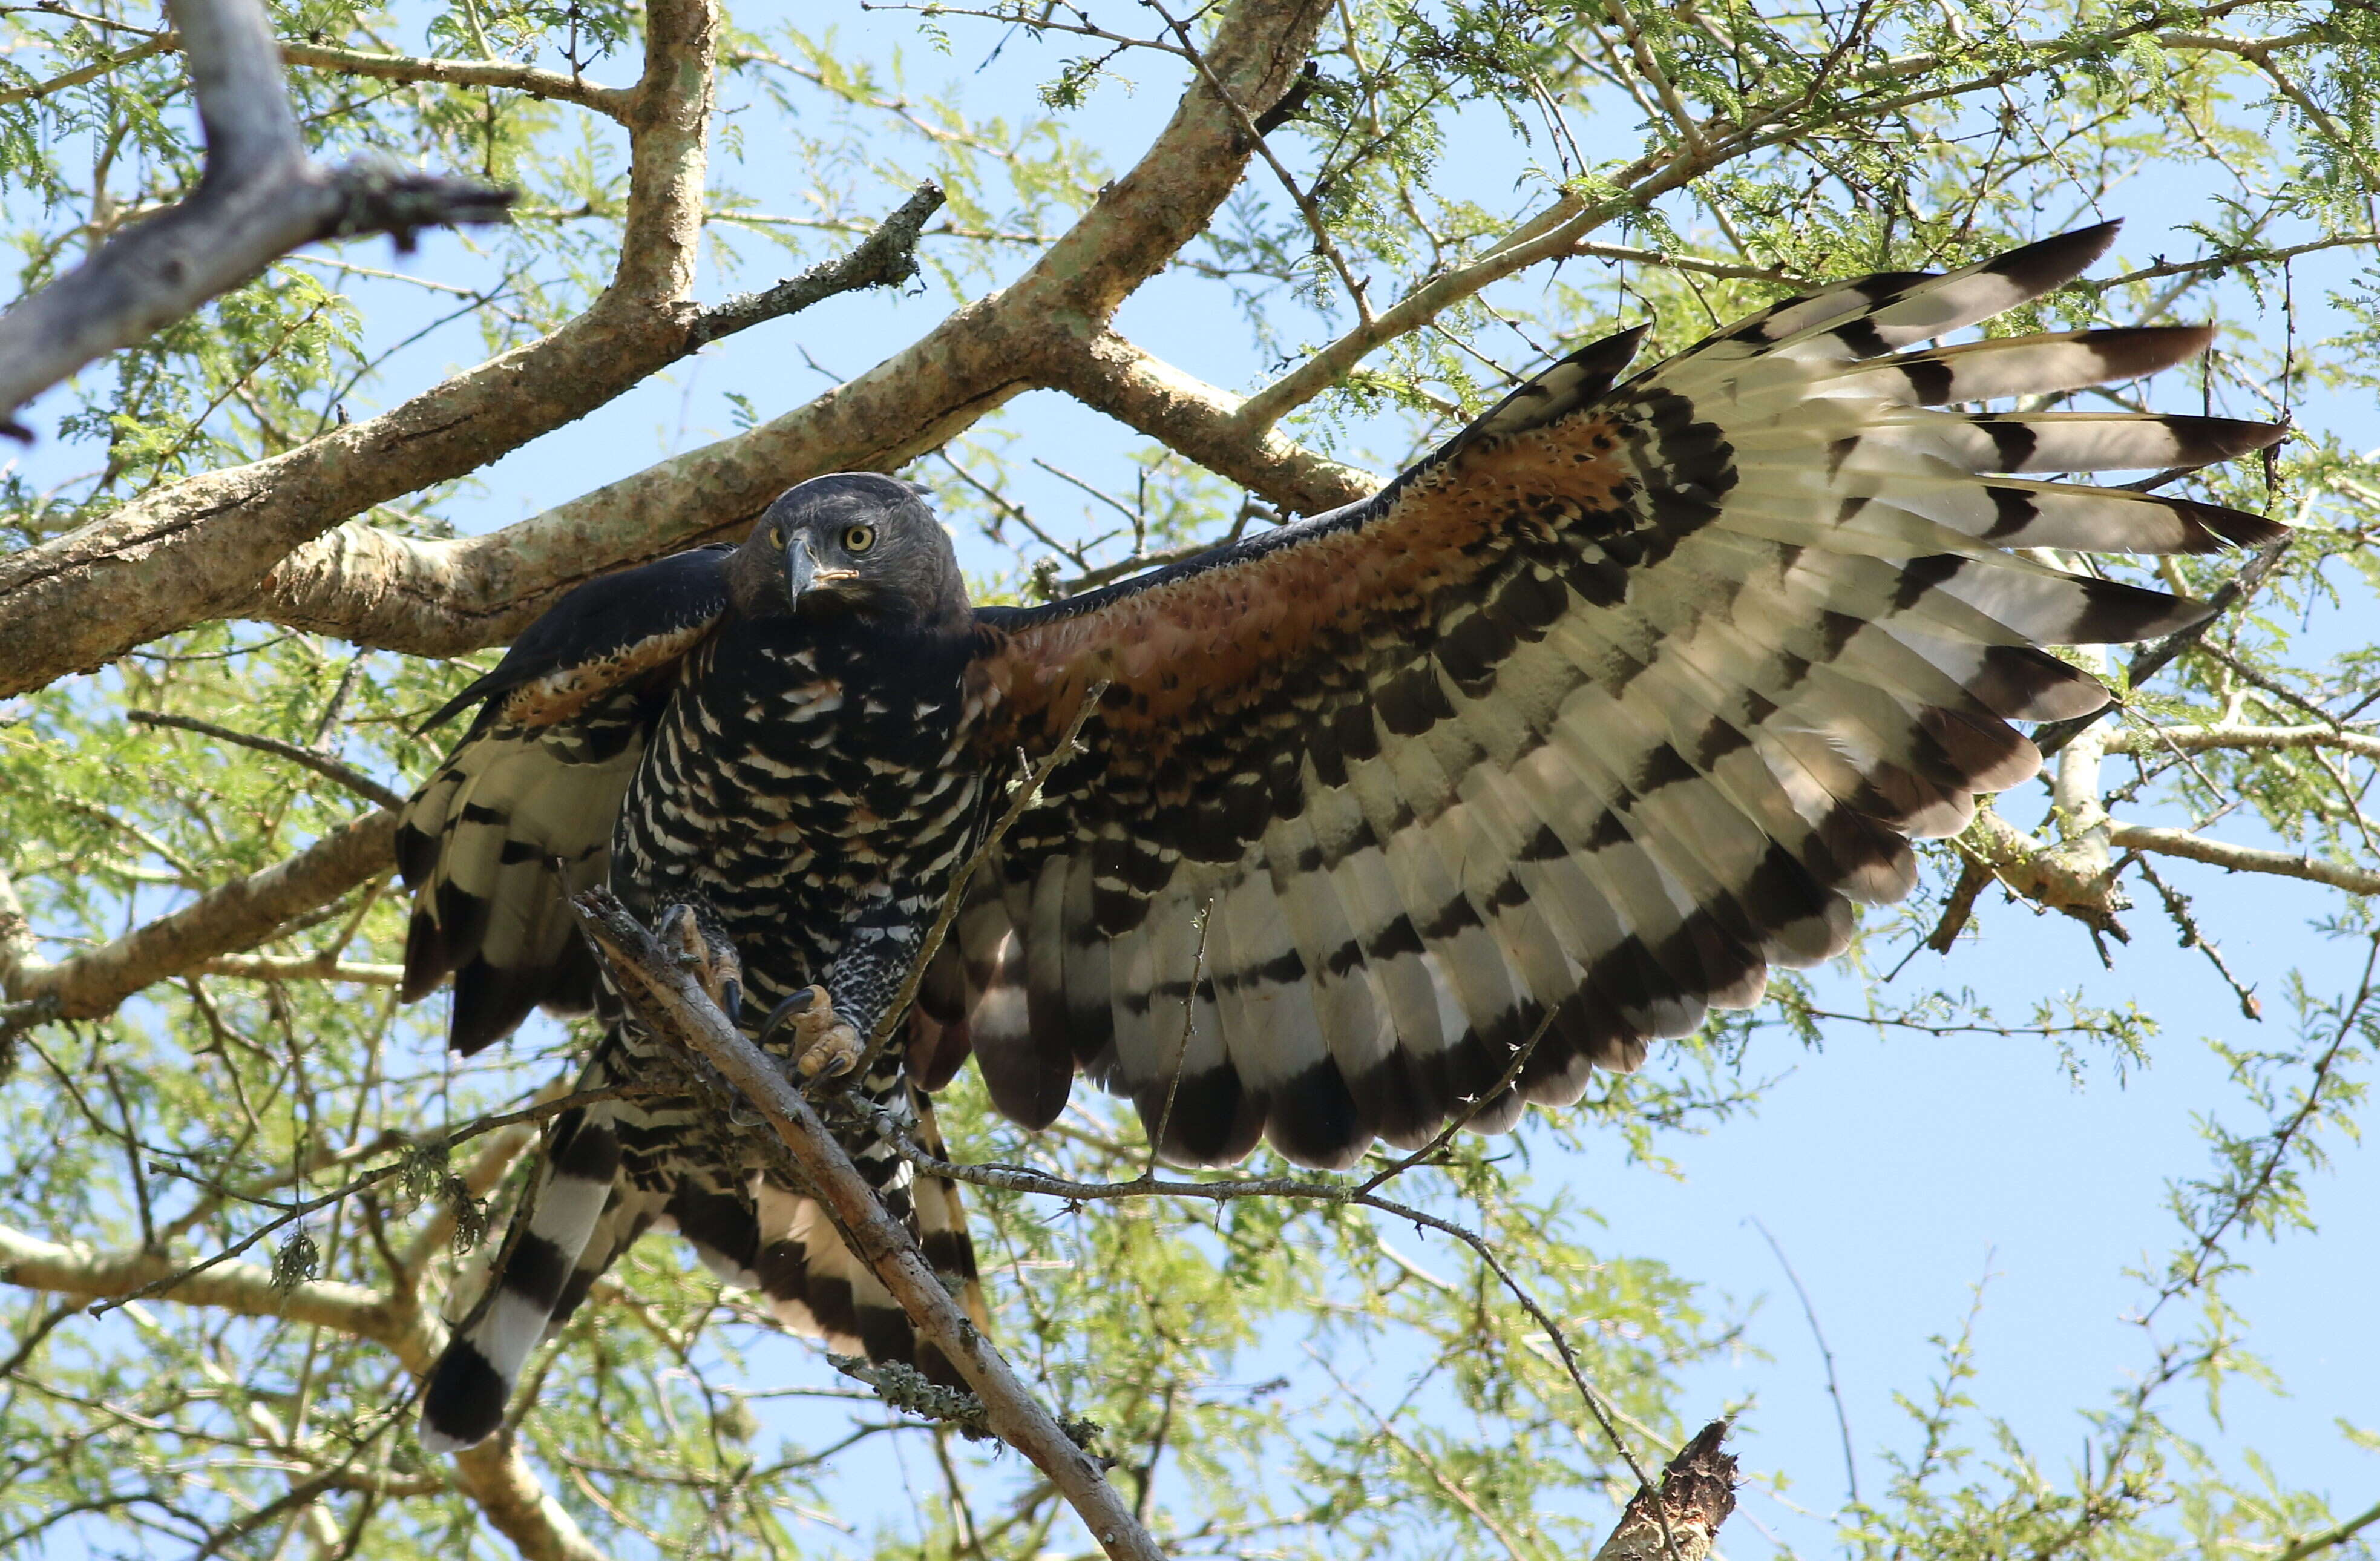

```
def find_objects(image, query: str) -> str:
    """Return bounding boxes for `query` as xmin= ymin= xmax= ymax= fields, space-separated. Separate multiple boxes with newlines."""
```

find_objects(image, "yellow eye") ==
xmin=769 ymin=524 xmax=785 ymax=549
xmin=842 ymin=524 xmax=876 ymax=554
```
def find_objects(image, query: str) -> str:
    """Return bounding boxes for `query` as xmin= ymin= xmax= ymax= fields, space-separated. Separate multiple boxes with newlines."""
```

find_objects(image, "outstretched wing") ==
xmin=960 ymin=223 xmax=2284 ymax=1169
xmin=398 ymin=546 xmax=735 ymax=1054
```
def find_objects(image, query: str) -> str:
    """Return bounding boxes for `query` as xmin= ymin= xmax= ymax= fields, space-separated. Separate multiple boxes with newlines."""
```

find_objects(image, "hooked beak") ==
xmin=787 ymin=534 xmax=858 ymax=608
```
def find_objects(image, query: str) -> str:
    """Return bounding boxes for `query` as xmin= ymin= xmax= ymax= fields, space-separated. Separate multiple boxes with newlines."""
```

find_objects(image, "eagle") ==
xmin=398 ymin=223 xmax=2283 ymax=1451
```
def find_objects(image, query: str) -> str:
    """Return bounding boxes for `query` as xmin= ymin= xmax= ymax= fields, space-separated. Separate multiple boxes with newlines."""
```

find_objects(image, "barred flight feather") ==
xmin=969 ymin=223 xmax=2286 ymax=1168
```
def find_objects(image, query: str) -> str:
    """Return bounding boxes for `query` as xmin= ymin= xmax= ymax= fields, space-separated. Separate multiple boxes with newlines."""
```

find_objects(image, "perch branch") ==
xmin=0 ymin=0 xmax=512 ymax=432
xmin=564 ymin=885 xmax=1166 ymax=1561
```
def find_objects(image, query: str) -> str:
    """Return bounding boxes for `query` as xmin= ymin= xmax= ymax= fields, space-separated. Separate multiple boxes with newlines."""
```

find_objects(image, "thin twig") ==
xmin=126 ymin=709 xmax=405 ymax=810
xmin=1749 ymin=1217 xmax=1857 ymax=1509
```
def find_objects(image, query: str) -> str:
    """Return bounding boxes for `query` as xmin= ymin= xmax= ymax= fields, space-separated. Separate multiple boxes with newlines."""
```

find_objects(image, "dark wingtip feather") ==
xmin=1566 ymin=321 xmax=1652 ymax=391
xmin=2172 ymin=415 xmax=2288 ymax=464
xmin=2078 ymin=324 xmax=2217 ymax=382
xmin=450 ymin=958 xmax=545 ymax=1057
xmin=2172 ymin=498 xmax=2289 ymax=552
xmin=415 ymin=675 xmax=501 ymax=737
xmin=1985 ymin=222 xmax=2121 ymax=291
xmin=400 ymin=909 xmax=448 ymax=1004
xmin=2065 ymin=577 xmax=2216 ymax=643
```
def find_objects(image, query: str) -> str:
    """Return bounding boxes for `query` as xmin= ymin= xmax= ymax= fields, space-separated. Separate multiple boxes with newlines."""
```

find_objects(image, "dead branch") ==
xmin=565 ymin=885 xmax=1167 ymax=1561
xmin=0 ymin=0 xmax=512 ymax=432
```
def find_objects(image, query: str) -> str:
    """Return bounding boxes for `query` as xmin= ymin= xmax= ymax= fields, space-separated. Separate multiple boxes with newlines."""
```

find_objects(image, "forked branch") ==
xmin=0 ymin=0 xmax=512 ymax=431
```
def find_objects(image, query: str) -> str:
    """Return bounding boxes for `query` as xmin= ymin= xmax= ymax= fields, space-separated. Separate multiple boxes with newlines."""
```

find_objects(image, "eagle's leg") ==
xmin=656 ymin=902 xmax=744 ymax=1025
xmin=756 ymin=987 xmax=863 ymax=1082
xmin=757 ymin=913 xmax=922 ymax=1085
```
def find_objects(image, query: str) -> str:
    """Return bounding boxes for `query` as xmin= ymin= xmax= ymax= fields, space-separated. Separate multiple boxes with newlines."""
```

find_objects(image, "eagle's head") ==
xmin=733 ymin=472 xmax=971 ymax=634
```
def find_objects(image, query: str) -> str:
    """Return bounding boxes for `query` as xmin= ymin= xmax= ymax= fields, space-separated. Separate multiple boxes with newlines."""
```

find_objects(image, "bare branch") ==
xmin=0 ymin=0 xmax=513 ymax=431
xmin=687 ymin=181 xmax=946 ymax=349
xmin=2106 ymin=820 xmax=2380 ymax=896
xmin=2105 ymin=723 xmax=2380 ymax=764
xmin=566 ymin=886 xmax=1167 ymax=1561
xmin=0 ymin=1219 xmax=426 ymax=1352
xmin=192 ymin=953 xmax=404 ymax=984
xmin=126 ymin=708 xmax=406 ymax=809
xmin=277 ymin=38 xmax=632 ymax=119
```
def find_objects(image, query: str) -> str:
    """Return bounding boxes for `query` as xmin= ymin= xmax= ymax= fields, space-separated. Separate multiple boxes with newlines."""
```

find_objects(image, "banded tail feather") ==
xmin=419 ymin=1040 xmax=984 ymax=1451
xmin=420 ymin=1100 xmax=626 ymax=1453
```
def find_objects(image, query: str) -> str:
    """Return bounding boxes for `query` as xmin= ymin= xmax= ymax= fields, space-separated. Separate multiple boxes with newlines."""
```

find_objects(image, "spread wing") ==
xmin=398 ymin=546 xmax=734 ymax=1054
xmin=959 ymin=223 xmax=2285 ymax=1169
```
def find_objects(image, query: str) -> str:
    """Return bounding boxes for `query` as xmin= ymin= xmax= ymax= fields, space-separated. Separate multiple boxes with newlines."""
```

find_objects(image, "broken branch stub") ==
xmin=1592 ymin=1421 xmax=1739 ymax=1561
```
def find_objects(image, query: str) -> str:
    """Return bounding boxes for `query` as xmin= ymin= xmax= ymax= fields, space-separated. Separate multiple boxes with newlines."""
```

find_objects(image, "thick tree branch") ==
xmin=0 ymin=1219 xmax=611 ymax=1561
xmin=565 ymin=886 xmax=1166 ymax=1561
xmin=224 ymin=0 xmax=1334 ymax=658
xmin=0 ymin=0 xmax=512 ymax=431
xmin=1592 ymin=1421 xmax=1736 ymax=1561
xmin=0 ymin=0 xmax=736 ymax=694
xmin=2 ymin=809 xmax=398 ymax=1022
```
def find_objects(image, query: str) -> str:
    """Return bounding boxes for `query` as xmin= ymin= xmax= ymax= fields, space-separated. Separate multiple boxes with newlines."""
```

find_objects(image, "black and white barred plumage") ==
xmin=399 ymin=225 xmax=2284 ymax=1450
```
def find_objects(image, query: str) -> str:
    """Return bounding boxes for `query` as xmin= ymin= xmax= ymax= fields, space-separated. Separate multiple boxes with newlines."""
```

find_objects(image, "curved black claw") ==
xmin=756 ymin=987 xmax=818 ymax=1050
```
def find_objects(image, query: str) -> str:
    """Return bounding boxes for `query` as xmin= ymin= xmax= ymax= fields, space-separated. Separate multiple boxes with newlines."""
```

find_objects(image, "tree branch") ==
xmin=126 ymin=708 xmax=407 ymax=810
xmin=2105 ymin=820 xmax=2380 ymax=896
xmin=1 ymin=809 xmax=398 ymax=1022
xmin=2104 ymin=722 xmax=2380 ymax=764
xmin=216 ymin=0 xmax=1337 ymax=659
xmin=1590 ymin=1421 xmax=1736 ymax=1561
xmin=565 ymin=885 xmax=1166 ymax=1561
xmin=0 ymin=0 xmax=513 ymax=432
xmin=278 ymin=38 xmax=632 ymax=119
xmin=0 ymin=1217 xmax=613 ymax=1561
xmin=0 ymin=0 xmax=735 ymax=694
